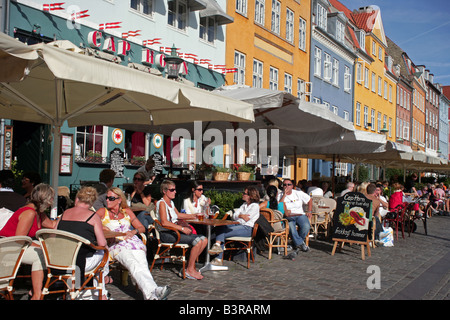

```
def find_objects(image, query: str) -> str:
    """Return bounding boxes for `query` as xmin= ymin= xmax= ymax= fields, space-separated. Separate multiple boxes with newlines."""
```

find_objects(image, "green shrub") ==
xmin=204 ymin=190 xmax=243 ymax=218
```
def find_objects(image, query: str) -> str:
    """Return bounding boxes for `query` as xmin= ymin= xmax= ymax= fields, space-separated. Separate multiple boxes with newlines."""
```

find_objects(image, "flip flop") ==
xmin=185 ymin=272 xmax=198 ymax=280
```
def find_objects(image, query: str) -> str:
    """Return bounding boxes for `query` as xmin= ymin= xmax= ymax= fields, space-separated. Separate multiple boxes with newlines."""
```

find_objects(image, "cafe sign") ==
xmin=332 ymin=192 xmax=372 ymax=244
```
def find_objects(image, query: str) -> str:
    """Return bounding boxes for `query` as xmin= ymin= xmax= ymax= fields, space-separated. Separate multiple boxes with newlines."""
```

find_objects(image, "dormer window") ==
xmin=317 ymin=3 xmax=327 ymax=31
xmin=356 ymin=29 xmax=365 ymax=50
xmin=336 ymin=20 xmax=345 ymax=42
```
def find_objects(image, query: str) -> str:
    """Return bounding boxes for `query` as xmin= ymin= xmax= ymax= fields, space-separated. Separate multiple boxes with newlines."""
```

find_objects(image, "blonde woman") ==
xmin=96 ymin=187 xmax=171 ymax=300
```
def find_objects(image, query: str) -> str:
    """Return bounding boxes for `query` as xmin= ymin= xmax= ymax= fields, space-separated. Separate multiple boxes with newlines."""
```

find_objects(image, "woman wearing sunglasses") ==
xmin=156 ymin=180 xmax=207 ymax=280
xmin=130 ymin=172 xmax=154 ymax=231
xmin=96 ymin=187 xmax=171 ymax=300
xmin=182 ymin=180 xmax=211 ymax=216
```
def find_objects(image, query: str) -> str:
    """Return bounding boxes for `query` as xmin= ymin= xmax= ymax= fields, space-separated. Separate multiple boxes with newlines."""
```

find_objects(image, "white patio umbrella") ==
xmin=0 ymin=33 xmax=254 ymax=217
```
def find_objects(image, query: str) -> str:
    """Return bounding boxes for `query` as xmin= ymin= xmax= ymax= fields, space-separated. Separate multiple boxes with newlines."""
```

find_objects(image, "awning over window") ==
xmin=199 ymin=0 xmax=234 ymax=25
xmin=187 ymin=0 xmax=207 ymax=11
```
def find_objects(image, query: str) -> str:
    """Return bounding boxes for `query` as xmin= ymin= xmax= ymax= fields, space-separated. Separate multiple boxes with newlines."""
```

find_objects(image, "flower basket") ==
xmin=237 ymin=172 xmax=251 ymax=181
xmin=213 ymin=172 xmax=230 ymax=181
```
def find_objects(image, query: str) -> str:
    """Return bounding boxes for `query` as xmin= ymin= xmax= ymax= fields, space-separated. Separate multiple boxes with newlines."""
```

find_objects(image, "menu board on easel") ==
xmin=331 ymin=192 xmax=372 ymax=260
xmin=59 ymin=134 xmax=73 ymax=175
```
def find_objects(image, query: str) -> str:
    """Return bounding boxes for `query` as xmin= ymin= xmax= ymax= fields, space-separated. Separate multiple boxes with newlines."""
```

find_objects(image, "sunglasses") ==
xmin=196 ymin=188 xmax=203 ymax=192
xmin=283 ymin=183 xmax=293 ymax=186
xmin=167 ymin=188 xmax=176 ymax=192
xmin=133 ymin=177 xmax=145 ymax=181
xmin=106 ymin=196 xmax=119 ymax=201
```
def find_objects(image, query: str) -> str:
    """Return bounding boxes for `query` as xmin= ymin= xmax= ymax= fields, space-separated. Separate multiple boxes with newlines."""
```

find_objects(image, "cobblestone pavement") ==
xmin=106 ymin=215 xmax=450 ymax=301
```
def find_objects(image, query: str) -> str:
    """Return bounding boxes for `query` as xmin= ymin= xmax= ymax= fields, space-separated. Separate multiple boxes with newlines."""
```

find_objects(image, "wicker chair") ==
xmin=223 ymin=223 xmax=259 ymax=269
xmin=259 ymin=208 xmax=289 ymax=259
xmin=0 ymin=236 xmax=32 ymax=300
xmin=148 ymin=210 xmax=191 ymax=279
xmin=36 ymin=229 xmax=109 ymax=300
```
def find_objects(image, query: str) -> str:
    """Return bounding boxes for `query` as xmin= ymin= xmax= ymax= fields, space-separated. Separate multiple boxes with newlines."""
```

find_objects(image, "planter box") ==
xmin=213 ymin=172 xmax=230 ymax=181
xmin=237 ymin=172 xmax=251 ymax=181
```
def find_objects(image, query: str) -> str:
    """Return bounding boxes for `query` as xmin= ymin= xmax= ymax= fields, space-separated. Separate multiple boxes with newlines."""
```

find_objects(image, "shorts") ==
xmin=160 ymin=231 xmax=206 ymax=246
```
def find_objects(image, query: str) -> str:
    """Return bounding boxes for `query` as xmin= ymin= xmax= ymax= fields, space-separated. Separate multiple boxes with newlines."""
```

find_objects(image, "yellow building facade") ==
xmin=351 ymin=7 xmax=397 ymax=141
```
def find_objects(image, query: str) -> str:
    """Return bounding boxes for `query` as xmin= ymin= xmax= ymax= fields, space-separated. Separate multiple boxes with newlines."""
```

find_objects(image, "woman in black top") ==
xmin=57 ymin=186 xmax=109 ymax=300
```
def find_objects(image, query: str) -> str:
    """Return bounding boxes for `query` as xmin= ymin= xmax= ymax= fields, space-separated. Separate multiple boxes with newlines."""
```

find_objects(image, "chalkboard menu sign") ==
xmin=152 ymin=152 xmax=163 ymax=175
xmin=110 ymin=148 xmax=124 ymax=178
xmin=332 ymin=192 xmax=372 ymax=244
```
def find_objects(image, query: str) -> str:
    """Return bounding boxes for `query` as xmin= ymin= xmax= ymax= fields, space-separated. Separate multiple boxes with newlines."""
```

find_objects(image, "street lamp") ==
xmin=164 ymin=44 xmax=183 ymax=79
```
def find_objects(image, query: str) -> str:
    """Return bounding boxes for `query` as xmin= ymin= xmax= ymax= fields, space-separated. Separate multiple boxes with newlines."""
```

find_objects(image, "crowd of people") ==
xmin=1 ymin=161 xmax=449 ymax=300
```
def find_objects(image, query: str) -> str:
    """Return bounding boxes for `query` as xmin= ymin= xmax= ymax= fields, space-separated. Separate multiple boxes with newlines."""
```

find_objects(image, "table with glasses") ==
xmin=185 ymin=217 xmax=238 ymax=272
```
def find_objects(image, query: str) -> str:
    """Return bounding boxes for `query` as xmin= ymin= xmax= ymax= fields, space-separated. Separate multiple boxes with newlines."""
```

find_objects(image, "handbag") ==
xmin=175 ymin=220 xmax=197 ymax=235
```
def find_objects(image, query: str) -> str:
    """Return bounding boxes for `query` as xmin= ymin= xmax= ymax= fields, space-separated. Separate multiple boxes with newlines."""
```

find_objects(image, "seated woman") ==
xmin=56 ymin=186 xmax=109 ymax=300
xmin=156 ymin=180 xmax=207 ymax=280
xmin=208 ymin=186 xmax=260 ymax=266
xmin=259 ymin=185 xmax=286 ymax=231
xmin=182 ymin=180 xmax=210 ymax=215
xmin=0 ymin=183 xmax=56 ymax=300
xmin=130 ymin=172 xmax=154 ymax=231
xmin=96 ymin=187 xmax=171 ymax=300
xmin=388 ymin=183 xmax=423 ymax=217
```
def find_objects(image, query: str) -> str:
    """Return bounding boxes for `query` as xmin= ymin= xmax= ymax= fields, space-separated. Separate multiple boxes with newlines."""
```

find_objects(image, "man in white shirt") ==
xmin=278 ymin=178 xmax=312 ymax=252
xmin=340 ymin=182 xmax=355 ymax=197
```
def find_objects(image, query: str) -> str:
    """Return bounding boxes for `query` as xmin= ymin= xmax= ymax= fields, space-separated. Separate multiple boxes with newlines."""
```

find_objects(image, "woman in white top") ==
xmin=156 ymin=180 xmax=207 ymax=280
xmin=182 ymin=180 xmax=211 ymax=215
xmin=208 ymin=186 xmax=260 ymax=266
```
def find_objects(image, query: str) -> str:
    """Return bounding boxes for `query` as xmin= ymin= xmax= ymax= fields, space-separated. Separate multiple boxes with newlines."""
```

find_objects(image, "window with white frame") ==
xmin=377 ymin=112 xmax=381 ymax=132
xmin=130 ymin=0 xmax=153 ymax=16
xmin=378 ymin=46 xmax=383 ymax=61
xmin=236 ymin=0 xmax=248 ymax=16
xmin=269 ymin=67 xmax=278 ymax=90
xmin=372 ymin=40 xmax=376 ymax=56
xmin=358 ymin=30 xmax=365 ymax=50
xmin=271 ymin=0 xmax=281 ymax=34
xmin=314 ymin=47 xmax=322 ymax=77
xmin=364 ymin=67 xmax=369 ymax=88
xmin=399 ymin=87 xmax=403 ymax=106
xmin=336 ymin=20 xmax=345 ymax=43
xmin=332 ymin=58 xmax=339 ymax=86
xmin=286 ymin=8 xmax=294 ymax=43
xmin=252 ymin=59 xmax=263 ymax=88
xmin=389 ymin=118 xmax=392 ymax=137
xmin=356 ymin=62 xmax=362 ymax=83
xmin=313 ymin=97 xmax=321 ymax=104
xmin=324 ymin=53 xmax=331 ymax=81
xmin=323 ymin=101 xmax=330 ymax=110
xmin=397 ymin=118 xmax=402 ymax=139
xmin=297 ymin=78 xmax=311 ymax=101
xmin=254 ymin=0 xmax=265 ymax=25
xmin=234 ymin=51 xmax=246 ymax=85
xmin=343 ymin=111 xmax=349 ymax=121
xmin=199 ymin=17 xmax=215 ymax=43
xmin=356 ymin=102 xmax=361 ymax=126
xmin=378 ymin=76 xmax=382 ymax=96
xmin=371 ymin=109 xmax=375 ymax=130
xmin=389 ymin=85 xmax=392 ymax=102
xmin=284 ymin=73 xmax=292 ymax=93
xmin=316 ymin=3 xmax=327 ymax=31
xmin=384 ymin=81 xmax=388 ymax=99
xmin=344 ymin=65 xmax=351 ymax=92
xmin=383 ymin=115 xmax=387 ymax=132
xmin=363 ymin=105 xmax=368 ymax=127
xmin=76 ymin=126 xmax=106 ymax=160
xmin=168 ymin=0 xmax=187 ymax=31
xmin=299 ymin=17 xmax=307 ymax=51
xmin=332 ymin=105 xmax=338 ymax=115
xmin=403 ymin=121 xmax=409 ymax=141
xmin=371 ymin=72 xmax=376 ymax=92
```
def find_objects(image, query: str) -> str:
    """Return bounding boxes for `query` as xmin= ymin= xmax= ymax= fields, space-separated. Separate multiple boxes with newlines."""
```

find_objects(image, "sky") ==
xmin=339 ymin=0 xmax=450 ymax=85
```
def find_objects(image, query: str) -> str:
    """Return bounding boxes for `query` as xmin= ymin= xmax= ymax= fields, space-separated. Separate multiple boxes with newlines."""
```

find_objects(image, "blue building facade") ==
xmin=308 ymin=0 xmax=356 ymax=179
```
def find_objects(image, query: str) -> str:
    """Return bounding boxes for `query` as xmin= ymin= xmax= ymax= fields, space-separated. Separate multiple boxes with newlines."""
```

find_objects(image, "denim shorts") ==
xmin=160 ymin=231 xmax=206 ymax=246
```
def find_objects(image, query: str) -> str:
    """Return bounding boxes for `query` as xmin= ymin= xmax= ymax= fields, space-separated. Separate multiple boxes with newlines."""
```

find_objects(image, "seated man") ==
xmin=278 ymin=178 xmax=312 ymax=252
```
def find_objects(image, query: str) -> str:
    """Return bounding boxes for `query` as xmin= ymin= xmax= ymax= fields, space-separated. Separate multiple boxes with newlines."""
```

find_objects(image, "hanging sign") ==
xmin=152 ymin=134 xmax=163 ymax=149
xmin=112 ymin=128 xmax=123 ymax=145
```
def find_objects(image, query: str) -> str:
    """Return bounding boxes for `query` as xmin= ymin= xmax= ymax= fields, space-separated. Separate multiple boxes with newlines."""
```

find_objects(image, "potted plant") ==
xmin=234 ymin=163 xmax=254 ymax=181
xmin=212 ymin=165 xmax=231 ymax=181
xmin=197 ymin=162 xmax=214 ymax=180
xmin=86 ymin=150 xmax=103 ymax=163
xmin=130 ymin=156 xmax=146 ymax=166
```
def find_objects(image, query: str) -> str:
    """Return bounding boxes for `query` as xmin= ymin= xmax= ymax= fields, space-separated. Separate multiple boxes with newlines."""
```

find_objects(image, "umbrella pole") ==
xmin=50 ymin=79 xmax=63 ymax=219
xmin=332 ymin=154 xmax=336 ymax=197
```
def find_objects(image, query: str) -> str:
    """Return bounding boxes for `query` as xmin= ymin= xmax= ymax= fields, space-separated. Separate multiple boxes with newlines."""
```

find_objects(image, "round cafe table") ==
xmin=185 ymin=218 xmax=238 ymax=272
